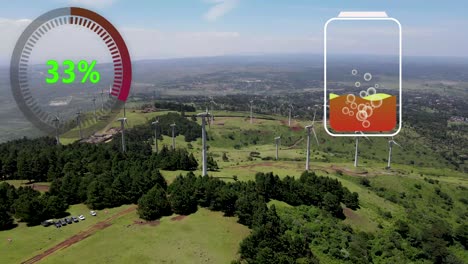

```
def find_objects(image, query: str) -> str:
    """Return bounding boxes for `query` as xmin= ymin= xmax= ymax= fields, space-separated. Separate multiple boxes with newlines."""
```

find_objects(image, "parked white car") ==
xmin=90 ymin=211 xmax=97 ymax=216
xmin=78 ymin=215 xmax=86 ymax=220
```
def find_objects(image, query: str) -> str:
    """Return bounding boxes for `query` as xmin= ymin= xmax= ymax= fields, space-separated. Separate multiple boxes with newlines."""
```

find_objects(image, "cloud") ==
xmin=0 ymin=18 xmax=31 ymax=64
xmin=203 ymin=0 xmax=239 ymax=21
xmin=68 ymin=0 xmax=117 ymax=8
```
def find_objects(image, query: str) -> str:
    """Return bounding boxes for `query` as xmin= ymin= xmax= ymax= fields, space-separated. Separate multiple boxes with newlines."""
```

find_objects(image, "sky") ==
xmin=0 ymin=0 xmax=468 ymax=63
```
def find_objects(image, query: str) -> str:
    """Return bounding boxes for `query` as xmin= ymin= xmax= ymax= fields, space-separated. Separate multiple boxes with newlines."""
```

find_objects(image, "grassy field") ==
xmin=0 ymin=204 xmax=134 ymax=264
xmin=4 ymin=180 xmax=50 ymax=189
xmin=41 ymin=208 xmax=250 ymax=264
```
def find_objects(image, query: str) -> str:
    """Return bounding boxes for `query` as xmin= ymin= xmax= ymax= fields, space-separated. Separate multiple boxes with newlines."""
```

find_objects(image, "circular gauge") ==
xmin=10 ymin=7 xmax=132 ymax=136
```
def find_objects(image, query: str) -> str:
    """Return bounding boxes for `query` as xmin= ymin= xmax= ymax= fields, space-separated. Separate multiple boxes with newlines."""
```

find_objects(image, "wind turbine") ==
xmin=275 ymin=136 xmax=281 ymax=160
xmin=151 ymin=119 xmax=159 ymax=153
xmin=92 ymin=95 xmax=97 ymax=121
xmin=209 ymin=97 xmax=216 ymax=124
xmin=76 ymin=110 xmax=83 ymax=139
xmin=305 ymin=109 xmax=319 ymax=171
xmin=197 ymin=110 xmax=211 ymax=176
xmin=387 ymin=137 xmax=402 ymax=169
xmin=249 ymin=100 xmax=254 ymax=124
xmin=288 ymin=104 xmax=293 ymax=127
xmin=170 ymin=122 xmax=176 ymax=150
xmin=100 ymin=89 xmax=105 ymax=111
xmin=354 ymin=131 xmax=370 ymax=167
xmin=117 ymin=117 xmax=128 ymax=152
xmin=52 ymin=115 xmax=60 ymax=145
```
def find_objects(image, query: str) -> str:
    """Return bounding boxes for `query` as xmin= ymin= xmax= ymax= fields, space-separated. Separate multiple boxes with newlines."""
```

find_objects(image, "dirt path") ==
xmin=22 ymin=206 xmax=137 ymax=264
xmin=31 ymin=184 xmax=50 ymax=192
xmin=329 ymin=165 xmax=368 ymax=177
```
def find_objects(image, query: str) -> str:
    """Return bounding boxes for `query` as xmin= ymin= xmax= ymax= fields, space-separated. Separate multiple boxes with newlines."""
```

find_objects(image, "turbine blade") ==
xmin=393 ymin=141 xmax=402 ymax=148
xmin=312 ymin=109 xmax=317 ymax=124
xmin=311 ymin=128 xmax=319 ymax=145
xmin=359 ymin=131 xmax=371 ymax=142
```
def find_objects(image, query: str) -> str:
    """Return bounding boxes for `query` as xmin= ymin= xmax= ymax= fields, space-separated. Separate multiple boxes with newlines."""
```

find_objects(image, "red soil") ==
xmin=170 ymin=215 xmax=186 ymax=221
xmin=31 ymin=184 xmax=50 ymax=192
xmin=133 ymin=220 xmax=160 ymax=227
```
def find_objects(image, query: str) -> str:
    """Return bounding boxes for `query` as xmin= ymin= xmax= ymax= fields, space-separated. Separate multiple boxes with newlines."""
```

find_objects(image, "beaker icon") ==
xmin=323 ymin=12 xmax=402 ymax=137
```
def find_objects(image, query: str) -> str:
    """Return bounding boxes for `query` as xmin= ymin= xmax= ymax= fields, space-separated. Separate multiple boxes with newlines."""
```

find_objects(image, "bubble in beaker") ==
xmin=350 ymin=102 xmax=357 ymax=110
xmin=355 ymin=81 xmax=361 ymax=88
xmin=374 ymin=84 xmax=380 ymax=89
xmin=364 ymin=105 xmax=373 ymax=118
xmin=359 ymin=90 xmax=368 ymax=98
xmin=367 ymin=87 xmax=377 ymax=96
xmin=352 ymin=69 xmax=358 ymax=75
xmin=356 ymin=110 xmax=368 ymax=121
xmin=348 ymin=110 xmax=354 ymax=116
xmin=362 ymin=120 xmax=370 ymax=128
xmin=342 ymin=107 xmax=350 ymax=115
xmin=364 ymin=73 xmax=372 ymax=82
xmin=357 ymin=104 xmax=366 ymax=112
xmin=346 ymin=94 xmax=356 ymax=103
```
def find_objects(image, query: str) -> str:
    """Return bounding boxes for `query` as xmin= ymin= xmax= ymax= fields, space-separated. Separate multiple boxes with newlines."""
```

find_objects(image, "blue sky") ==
xmin=0 ymin=0 xmax=467 ymax=61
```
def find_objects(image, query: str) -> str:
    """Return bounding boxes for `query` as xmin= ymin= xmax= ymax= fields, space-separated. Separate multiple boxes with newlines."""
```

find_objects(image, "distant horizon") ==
xmin=2 ymin=52 xmax=468 ymax=67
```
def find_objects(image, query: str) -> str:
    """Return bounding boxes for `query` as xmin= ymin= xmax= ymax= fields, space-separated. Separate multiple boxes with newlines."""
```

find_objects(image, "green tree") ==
xmin=42 ymin=194 xmax=68 ymax=218
xmin=12 ymin=187 xmax=44 ymax=225
xmin=342 ymin=189 xmax=360 ymax=210
xmin=322 ymin=193 xmax=343 ymax=218
xmin=222 ymin=152 xmax=229 ymax=162
xmin=138 ymin=184 xmax=172 ymax=221
xmin=207 ymin=155 xmax=219 ymax=171
xmin=86 ymin=179 xmax=108 ymax=210
xmin=168 ymin=175 xmax=198 ymax=215
xmin=235 ymin=191 xmax=260 ymax=227
xmin=0 ymin=204 xmax=14 ymax=230
xmin=454 ymin=223 xmax=468 ymax=249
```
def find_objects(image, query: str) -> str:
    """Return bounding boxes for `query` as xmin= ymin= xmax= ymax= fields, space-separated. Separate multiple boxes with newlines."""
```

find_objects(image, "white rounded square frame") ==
xmin=323 ymin=12 xmax=402 ymax=137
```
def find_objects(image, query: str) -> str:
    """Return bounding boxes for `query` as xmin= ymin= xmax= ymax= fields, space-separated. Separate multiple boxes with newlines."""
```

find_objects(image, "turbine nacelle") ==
xmin=117 ymin=117 xmax=128 ymax=127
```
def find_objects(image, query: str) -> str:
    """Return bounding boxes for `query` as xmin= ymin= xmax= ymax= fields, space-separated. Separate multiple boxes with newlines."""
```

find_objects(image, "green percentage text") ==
xmin=45 ymin=60 xmax=101 ymax=84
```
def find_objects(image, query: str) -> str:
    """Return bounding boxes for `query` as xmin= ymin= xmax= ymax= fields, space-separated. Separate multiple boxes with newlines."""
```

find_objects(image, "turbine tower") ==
xmin=197 ymin=110 xmax=211 ymax=176
xmin=209 ymin=97 xmax=216 ymax=124
xmin=100 ymin=89 xmax=105 ymax=111
xmin=170 ymin=123 xmax=176 ymax=150
xmin=387 ymin=137 xmax=402 ymax=169
xmin=288 ymin=104 xmax=293 ymax=127
xmin=354 ymin=131 xmax=370 ymax=167
xmin=52 ymin=115 xmax=60 ymax=145
xmin=151 ymin=119 xmax=159 ymax=153
xmin=275 ymin=136 xmax=281 ymax=160
xmin=305 ymin=109 xmax=319 ymax=171
xmin=76 ymin=110 xmax=83 ymax=139
xmin=117 ymin=117 xmax=128 ymax=152
xmin=92 ymin=95 xmax=97 ymax=121
xmin=249 ymin=100 xmax=254 ymax=124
